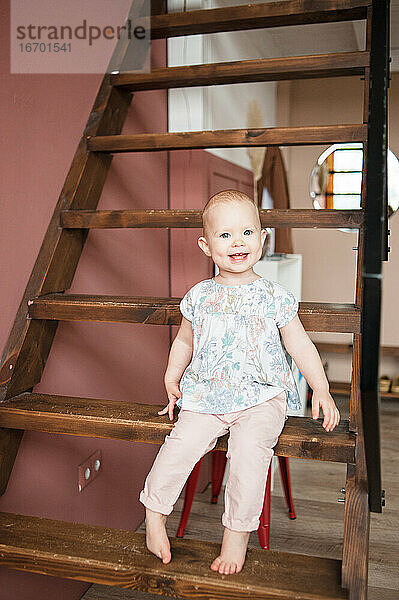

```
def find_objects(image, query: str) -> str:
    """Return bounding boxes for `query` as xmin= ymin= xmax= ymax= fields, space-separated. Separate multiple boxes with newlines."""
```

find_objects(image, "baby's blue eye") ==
xmin=220 ymin=233 xmax=230 ymax=238
xmin=244 ymin=229 xmax=253 ymax=235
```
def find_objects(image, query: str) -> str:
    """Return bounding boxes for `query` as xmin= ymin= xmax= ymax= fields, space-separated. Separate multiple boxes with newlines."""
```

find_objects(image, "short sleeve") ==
xmin=179 ymin=288 xmax=194 ymax=322
xmin=273 ymin=282 xmax=298 ymax=328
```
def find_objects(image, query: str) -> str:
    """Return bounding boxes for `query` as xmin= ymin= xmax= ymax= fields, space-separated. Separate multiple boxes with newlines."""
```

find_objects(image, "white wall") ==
xmin=167 ymin=0 xmax=277 ymax=170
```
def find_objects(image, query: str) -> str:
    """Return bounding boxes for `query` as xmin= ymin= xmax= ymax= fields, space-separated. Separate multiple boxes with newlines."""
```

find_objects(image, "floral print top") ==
xmin=177 ymin=277 xmax=301 ymax=414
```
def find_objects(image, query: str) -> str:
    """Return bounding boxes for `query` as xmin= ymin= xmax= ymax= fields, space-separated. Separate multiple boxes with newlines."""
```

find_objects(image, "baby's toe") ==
xmin=210 ymin=556 xmax=222 ymax=571
xmin=220 ymin=561 xmax=229 ymax=575
xmin=228 ymin=562 xmax=235 ymax=574
xmin=161 ymin=549 xmax=171 ymax=564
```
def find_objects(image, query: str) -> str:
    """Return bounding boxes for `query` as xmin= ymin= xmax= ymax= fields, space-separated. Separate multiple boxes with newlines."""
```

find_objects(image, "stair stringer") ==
xmin=0 ymin=81 xmax=132 ymax=495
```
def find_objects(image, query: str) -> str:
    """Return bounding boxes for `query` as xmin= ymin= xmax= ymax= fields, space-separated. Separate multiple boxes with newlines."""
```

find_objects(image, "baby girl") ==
xmin=139 ymin=189 xmax=340 ymax=575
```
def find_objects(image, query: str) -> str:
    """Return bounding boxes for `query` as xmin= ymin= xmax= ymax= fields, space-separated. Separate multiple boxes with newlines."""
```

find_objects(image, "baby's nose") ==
xmin=232 ymin=237 xmax=245 ymax=246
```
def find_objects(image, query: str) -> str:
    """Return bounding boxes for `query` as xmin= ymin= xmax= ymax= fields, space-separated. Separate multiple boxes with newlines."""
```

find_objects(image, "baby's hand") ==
xmin=311 ymin=389 xmax=340 ymax=432
xmin=159 ymin=381 xmax=182 ymax=421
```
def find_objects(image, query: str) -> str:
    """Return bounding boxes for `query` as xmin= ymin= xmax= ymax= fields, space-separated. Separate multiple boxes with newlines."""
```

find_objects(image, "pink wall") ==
xmin=0 ymin=0 xmax=168 ymax=596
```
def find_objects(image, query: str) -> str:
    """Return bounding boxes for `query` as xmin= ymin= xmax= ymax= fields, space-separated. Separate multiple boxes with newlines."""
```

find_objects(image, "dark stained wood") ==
xmin=27 ymin=294 xmax=361 ymax=333
xmin=0 ymin=429 xmax=24 ymax=495
xmin=150 ymin=0 xmax=166 ymax=16
xmin=315 ymin=342 xmax=399 ymax=357
xmin=296 ymin=303 xmax=361 ymax=333
xmin=380 ymin=345 xmax=399 ymax=357
xmin=150 ymin=0 xmax=369 ymax=39
xmin=0 ymin=393 xmax=356 ymax=464
xmin=341 ymin=7 xmax=373 ymax=598
xmin=342 ymin=449 xmax=370 ymax=599
xmin=88 ymin=125 xmax=367 ymax=153
xmin=81 ymin=393 xmax=398 ymax=600
xmin=316 ymin=343 xmax=354 ymax=354
xmin=0 ymin=511 xmax=348 ymax=599
xmin=329 ymin=381 xmax=399 ymax=401
xmin=331 ymin=382 xmax=354 ymax=395
xmin=111 ymin=52 xmax=369 ymax=91
xmin=28 ymin=295 xmax=181 ymax=325
xmin=60 ymin=208 xmax=364 ymax=230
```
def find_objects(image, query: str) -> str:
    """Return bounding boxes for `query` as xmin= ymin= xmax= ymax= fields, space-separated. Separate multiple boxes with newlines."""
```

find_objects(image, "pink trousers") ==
xmin=139 ymin=391 xmax=287 ymax=532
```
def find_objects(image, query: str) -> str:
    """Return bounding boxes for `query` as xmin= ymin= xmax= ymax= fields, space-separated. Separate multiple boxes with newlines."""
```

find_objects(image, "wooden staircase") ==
xmin=0 ymin=1 xmax=389 ymax=599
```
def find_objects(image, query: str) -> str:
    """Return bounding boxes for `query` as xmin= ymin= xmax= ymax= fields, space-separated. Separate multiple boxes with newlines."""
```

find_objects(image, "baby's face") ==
xmin=198 ymin=200 xmax=266 ymax=276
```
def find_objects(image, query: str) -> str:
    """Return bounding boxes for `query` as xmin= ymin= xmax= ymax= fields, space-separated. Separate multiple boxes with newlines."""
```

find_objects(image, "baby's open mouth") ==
xmin=229 ymin=252 xmax=249 ymax=262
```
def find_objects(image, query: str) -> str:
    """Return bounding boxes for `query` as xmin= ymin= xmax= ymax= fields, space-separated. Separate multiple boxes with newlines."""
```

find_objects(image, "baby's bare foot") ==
xmin=210 ymin=527 xmax=250 ymax=575
xmin=145 ymin=508 xmax=171 ymax=564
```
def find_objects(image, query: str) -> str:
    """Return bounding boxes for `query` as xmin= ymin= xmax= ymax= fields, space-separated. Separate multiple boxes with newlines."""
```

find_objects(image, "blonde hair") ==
xmin=202 ymin=189 xmax=261 ymax=237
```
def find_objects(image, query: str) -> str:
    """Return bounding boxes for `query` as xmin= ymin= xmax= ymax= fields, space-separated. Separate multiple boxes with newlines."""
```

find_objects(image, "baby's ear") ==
xmin=198 ymin=236 xmax=211 ymax=257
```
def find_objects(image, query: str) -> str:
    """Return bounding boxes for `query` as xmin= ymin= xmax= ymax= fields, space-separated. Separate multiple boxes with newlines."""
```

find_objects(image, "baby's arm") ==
xmin=159 ymin=316 xmax=194 ymax=420
xmin=279 ymin=315 xmax=340 ymax=432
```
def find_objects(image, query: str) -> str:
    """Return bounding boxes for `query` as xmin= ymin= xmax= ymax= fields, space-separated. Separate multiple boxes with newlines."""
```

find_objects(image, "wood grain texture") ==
xmin=0 ymin=392 xmax=356 ymax=463
xmin=330 ymin=382 xmax=399 ymax=401
xmin=0 ymin=428 xmax=24 ymax=495
xmin=27 ymin=294 xmax=361 ymax=333
xmin=341 ymin=7 xmax=373 ymax=597
xmin=88 ymin=125 xmax=367 ymax=153
xmin=315 ymin=342 xmax=399 ymax=357
xmin=60 ymin=208 xmax=364 ymax=230
xmin=111 ymin=52 xmax=369 ymax=91
xmin=0 ymin=511 xmax=348 ymax=599
xmin=80 ymin=381 xmax=398 ymax=600
xmin=149 ymin=0 xmax=369 ymax=39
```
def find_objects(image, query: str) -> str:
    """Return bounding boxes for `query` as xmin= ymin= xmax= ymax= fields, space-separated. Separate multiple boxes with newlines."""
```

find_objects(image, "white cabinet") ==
xmin=253 ymin=253 xmax=306 ymax=416
xmin=253 ymin=254 xmax=306 ymax=489
xmin=254 ymin=254 xmax=302 ymax=308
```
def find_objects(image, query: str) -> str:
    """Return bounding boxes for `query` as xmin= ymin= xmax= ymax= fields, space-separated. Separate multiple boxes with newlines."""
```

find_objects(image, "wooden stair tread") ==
xmin=0 ymin=392 xmax=356 ymax=463
xmin=329 ymin=381 xmax=399 ymax=400
xmin=87 ymin=125 xmax=367 ymax=153
xmin=27 ymin=294 xmax=361 ymax=333
xmin=315 ymin=342 xmax=399 ymax=357
xmin=60 ymin=208 xmax=364 ymax=230
xmin=150 ymin=0 xmax=368 ymax=39
xmin=111 ymin=52 xmax=369 ymax=91
xmin=0 ymin=511 xmax=348 ymax=599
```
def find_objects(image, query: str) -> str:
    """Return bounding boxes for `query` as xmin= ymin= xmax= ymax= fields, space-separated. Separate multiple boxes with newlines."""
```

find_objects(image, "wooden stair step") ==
xmin=87 ymin=124 xmax=367 ymax=153
xmin=60 ymin=208 xmax=364 ymax=230
xmin=0 ymin=512 xmax=348 ymax=599
xmin=315 ymin=342 xmax=399 ymax=357
xmin=150 ymin=0 xmax=368 ymax=39
xmin=329 ymin=381 xmax=399 ymax=400
xmin=28 ymin=295 xmax=361 ymax=333
xmin=0 ymin=392 xmax=356 ymax=463
xmin=111 ymin=52 xmax=369 ymax=91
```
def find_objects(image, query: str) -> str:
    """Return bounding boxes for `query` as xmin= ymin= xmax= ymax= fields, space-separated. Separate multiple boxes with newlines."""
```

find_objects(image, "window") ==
xmin=311 ymin=143 xmax=399 ymax=218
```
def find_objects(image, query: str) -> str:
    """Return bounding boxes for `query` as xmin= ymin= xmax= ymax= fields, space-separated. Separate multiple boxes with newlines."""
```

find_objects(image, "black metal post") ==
xmin=361 ymin=0 xmax=390 ymax=513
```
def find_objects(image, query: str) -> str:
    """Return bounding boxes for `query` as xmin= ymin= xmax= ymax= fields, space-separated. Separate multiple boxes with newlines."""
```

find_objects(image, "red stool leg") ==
xmin=277 ymin=456 xmax=296 ymax=519
xmin=257 ymin=460 xmax=272 ymax=550
xmin=176 ymin=458 xmax=203 ymax=537
xmin=211 ymin=450 xmax=228 ymax=504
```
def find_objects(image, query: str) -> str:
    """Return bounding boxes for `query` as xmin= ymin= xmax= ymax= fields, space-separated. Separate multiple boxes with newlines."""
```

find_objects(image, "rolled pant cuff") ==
xmin=139 ymin=490 xmax=173 ymax=516
xmin=222 ymin=512 xmax=260 ymax=532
